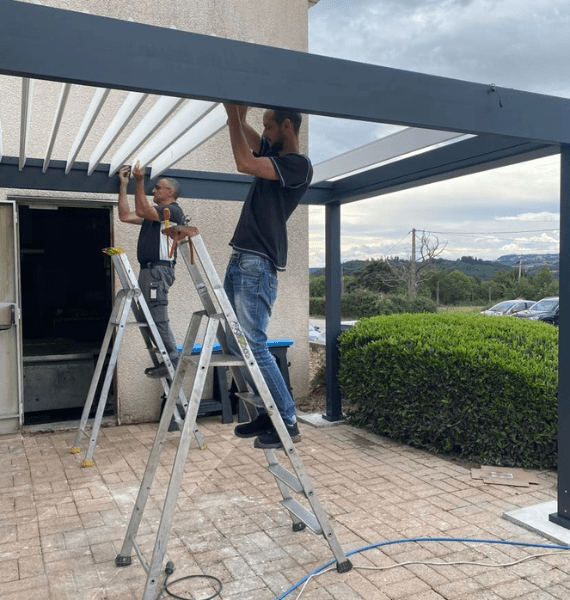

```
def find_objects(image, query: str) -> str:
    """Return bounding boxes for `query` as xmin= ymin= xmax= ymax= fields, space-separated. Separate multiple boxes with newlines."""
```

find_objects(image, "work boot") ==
xmin=254 ymin=421 xmax=301 ymax=449
xmin=234 ymin=414 xmax=274 ymax=438
xmin=145 ymin=363 xmax=171 ymax=379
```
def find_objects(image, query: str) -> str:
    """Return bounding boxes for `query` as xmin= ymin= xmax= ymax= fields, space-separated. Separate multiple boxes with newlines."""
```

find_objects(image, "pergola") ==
xmin=2 ymin=0 xmax=570 ymax=530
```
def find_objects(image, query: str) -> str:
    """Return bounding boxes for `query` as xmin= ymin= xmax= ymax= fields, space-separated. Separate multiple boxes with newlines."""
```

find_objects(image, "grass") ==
xmin=436 ymin=305 xmax=484 ymax=314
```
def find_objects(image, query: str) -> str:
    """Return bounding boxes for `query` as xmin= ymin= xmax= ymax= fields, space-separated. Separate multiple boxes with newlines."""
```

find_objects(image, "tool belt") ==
xmin=140 ymin=260 xmax=174 ymax=269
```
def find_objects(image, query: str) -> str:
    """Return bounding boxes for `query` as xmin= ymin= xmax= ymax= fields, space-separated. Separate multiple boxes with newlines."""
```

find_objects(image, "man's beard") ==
xmin=270 ymin=137 xmax=284 ymax=153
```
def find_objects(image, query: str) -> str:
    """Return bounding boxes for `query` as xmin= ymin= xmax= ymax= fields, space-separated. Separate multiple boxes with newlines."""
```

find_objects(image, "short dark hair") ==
xmin=272 ymin=110 xmax=302 ymax=134
xmin=160 ymin=177 xmax=181 ymax=199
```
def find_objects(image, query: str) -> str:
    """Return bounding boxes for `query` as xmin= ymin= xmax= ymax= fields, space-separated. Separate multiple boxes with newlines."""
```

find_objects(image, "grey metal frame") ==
xmin=1 ymin=0 xmax=570 ymax=526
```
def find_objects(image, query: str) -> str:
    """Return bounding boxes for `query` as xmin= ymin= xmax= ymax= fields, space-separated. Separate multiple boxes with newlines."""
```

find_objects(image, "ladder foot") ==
xmin=115 ymin=555 xmax=132 ymax=567
xmin=292 ymin=522 xmax=306 ymax=532
xmin=336 ymin=559 xmax=353 ymax=573
xmin=70 ymin=447 xmax=81 ymax=454
xmin=81 ymin=460 xmax=94 ymax=468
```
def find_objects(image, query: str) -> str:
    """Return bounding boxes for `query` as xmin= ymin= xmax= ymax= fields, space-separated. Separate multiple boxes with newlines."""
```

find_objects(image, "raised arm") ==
xmin=132 ymin=162 xmax=160 ymax=221
xmin=224 ymin=103 xmax=278 ymax=181
xmin=235 ymin=105 xmax=262 ymax=153
xmin=117 ymin=166 xmax=143 ymax=224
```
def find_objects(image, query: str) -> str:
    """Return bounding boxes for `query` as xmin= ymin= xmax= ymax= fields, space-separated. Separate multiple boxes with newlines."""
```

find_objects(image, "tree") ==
xmin=425 ymin=269 xmax=474 ymax=304
xmin=309 ymin=275 xmax=326 ymax=297
xmin=344 ymin=260 xmax=394 ymax=293
xmin=387 ymin=230 xmax=446 ymax=298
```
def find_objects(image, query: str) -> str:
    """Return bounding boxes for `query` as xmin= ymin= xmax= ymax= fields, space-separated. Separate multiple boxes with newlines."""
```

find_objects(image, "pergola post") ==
xmin=323 ymin=202 xmax=343 ymax=422
xmin=550 ymin=145 xmax=570 ymax=528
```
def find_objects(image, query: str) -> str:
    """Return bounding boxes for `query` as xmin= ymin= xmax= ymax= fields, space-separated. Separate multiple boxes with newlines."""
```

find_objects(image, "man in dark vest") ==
xmin=118 ymin=162 xmax=185 ymax=379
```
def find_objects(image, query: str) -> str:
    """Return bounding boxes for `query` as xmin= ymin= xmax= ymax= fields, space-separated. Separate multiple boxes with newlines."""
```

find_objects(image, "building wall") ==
xmin=0 ymin=0 xmax=312 ymax=425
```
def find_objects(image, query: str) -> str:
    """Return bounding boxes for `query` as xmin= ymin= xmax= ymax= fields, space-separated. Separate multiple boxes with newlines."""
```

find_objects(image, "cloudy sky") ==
xmin=307 ymin=0 xmax=568 ymax=266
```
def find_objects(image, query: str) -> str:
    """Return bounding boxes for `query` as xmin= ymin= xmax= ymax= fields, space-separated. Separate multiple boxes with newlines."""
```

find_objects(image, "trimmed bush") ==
xmin=339 ymin=313 xmax=558 ymax=468
xmin=310 ymin=292 xmax=437 ymax=319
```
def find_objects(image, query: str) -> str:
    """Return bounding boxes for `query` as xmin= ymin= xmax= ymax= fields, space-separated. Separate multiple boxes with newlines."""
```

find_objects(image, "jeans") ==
xmin=223 ymin=251 xmax=297 ymax=425
xmin=139 ymin=265 xmax=179 ymax=367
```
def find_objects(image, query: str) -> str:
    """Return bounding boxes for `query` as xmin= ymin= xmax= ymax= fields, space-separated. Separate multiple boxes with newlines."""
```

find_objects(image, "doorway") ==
xmin=19 ymin=203 xmax=115 ymax=425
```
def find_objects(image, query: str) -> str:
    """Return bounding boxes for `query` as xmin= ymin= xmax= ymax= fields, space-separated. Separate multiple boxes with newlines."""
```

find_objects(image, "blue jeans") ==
xmin=223 ymin=251 xmax=297 ymax=425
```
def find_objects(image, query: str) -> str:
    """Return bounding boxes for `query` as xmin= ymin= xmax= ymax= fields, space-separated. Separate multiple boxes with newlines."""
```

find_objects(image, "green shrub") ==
xmin=339 ymin=313 xmax=558 ymax=468
xmin=310 ymin=297 xmax=326 ymax=316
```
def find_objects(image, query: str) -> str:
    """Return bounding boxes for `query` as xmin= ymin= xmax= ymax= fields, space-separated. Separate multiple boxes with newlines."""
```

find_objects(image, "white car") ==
xmin=480 ymin=299 xmax=536 ymax=316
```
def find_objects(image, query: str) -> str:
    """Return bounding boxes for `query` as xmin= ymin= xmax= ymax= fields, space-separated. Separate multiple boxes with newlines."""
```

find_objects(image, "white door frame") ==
xmin=0 ymin=199 xmax=23 ymax=432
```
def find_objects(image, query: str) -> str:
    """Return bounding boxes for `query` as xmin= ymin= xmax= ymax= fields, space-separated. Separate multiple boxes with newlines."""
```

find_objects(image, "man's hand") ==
xmin=118 ymin=166 xmax=130 ymax=185
xmin=132 ymin=160 xmax=145 ymax=181
xmin=162 ymin=225 xmax=200 ymax=241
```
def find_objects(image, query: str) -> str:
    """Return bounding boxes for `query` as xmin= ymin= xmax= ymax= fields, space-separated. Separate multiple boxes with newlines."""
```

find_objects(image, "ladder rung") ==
xmin=268 ymin=464 xmax=304 ymax=493
xmin=280 ymin=499 xmax=323 ymax=534
xmin=131 ymin=537 xmax=149 ymax=573
xmin=184 ymin=353 xmax=246 ymax=367
xmin=234 ymin=392 xmax=267 ymax=409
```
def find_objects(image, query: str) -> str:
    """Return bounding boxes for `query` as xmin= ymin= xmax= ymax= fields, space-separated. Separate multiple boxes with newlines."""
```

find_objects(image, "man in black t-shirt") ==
xmin=223 ymin=104 xmax=313 ymax=449
xmin=118 ymin=162 xmax=185 ymax=379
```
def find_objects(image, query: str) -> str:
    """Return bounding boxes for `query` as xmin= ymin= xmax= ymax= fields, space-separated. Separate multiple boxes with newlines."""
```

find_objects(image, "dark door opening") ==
xmin=19 ymin=203 xmax=115 ymax=424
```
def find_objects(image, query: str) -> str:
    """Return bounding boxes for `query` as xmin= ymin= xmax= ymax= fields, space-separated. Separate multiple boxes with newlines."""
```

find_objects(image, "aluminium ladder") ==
xmin=115 ymin=233 xmax=352 ymax=600
xmin=70 ymin=249 xmax=204 ymax=467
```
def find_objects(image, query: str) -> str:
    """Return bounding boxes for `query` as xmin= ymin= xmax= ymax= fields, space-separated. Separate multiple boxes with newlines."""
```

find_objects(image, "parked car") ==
xmin=540 ymin=306 xmax=559 ymax=326
xmin=309 ymin=324 xmax=325 ymax=343
xmin=480 ymin=299 xmax=536 ymax=316
xmin=512 ymin=296 xmax=559 ymax=320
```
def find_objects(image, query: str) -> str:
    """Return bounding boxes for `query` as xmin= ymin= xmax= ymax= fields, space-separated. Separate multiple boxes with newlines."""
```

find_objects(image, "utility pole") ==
xmin=409 ymin=228 xmax=416 ymax=297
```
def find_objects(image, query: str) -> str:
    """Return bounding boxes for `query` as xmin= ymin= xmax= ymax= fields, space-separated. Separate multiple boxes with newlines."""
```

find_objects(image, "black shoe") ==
xmin=145 ymin=363 xmax=171 ymax=379
xmin=234 ymin=414 xmax=274 ymax=438
xmin=254 ymin=422 xmax=301 ymax=449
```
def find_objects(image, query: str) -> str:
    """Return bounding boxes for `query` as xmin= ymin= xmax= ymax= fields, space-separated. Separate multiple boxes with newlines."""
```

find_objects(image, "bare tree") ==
xmin=387 ymin=230 xmax=446 ymax=297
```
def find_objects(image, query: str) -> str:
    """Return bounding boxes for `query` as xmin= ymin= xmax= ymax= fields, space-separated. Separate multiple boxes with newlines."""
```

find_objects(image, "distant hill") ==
xmin=310 ymin=254 xmax=559 ymax=280
xmin=496 ymin=253 xmax=559 ymax=279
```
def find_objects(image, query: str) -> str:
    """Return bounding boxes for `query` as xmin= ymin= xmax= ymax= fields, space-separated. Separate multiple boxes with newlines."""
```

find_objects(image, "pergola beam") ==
xmin=0 ymin=155 xmax=333 ymax=204
xmin=108 ymin=95 xmax=185 ymax=177
xmin=2 ymin=0 xmax=570 ymax=145
xmin=312 ymin=128 xmax=465 ymax=184
xmin=327 ymin=135 xmax=559 ymax=204
xmin=150 ymin=104 xmax=227 ymax=178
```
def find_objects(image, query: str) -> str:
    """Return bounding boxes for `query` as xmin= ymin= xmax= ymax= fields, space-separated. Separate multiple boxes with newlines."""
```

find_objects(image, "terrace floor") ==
xmin=0 ymin=414 xmax=568 ymax=600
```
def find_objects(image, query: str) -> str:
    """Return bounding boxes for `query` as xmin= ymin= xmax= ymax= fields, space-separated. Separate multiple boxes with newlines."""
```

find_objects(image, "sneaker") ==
xmin=234 ymin=414 xmax=274 ymax=438
xmin=145 ymin=363 xmax=171 ymax=379
xmin=254 ymin=422 xmax=301 ymax=449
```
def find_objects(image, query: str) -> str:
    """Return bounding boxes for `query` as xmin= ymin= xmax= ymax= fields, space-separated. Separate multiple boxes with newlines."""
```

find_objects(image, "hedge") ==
xmin=310 ymin=293 xmax=436 ymax=319
xmin=339 ymin=313 xmax=558 ymax=468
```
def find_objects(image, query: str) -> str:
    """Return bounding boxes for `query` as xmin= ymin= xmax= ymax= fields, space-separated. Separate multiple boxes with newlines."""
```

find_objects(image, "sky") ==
xmin=307 ymin=0 xmax=569 ymax=267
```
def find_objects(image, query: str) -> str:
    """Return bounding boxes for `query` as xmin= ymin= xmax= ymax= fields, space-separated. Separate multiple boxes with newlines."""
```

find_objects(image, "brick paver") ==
xmin=0 ymin=417 xmax=566 ymax=599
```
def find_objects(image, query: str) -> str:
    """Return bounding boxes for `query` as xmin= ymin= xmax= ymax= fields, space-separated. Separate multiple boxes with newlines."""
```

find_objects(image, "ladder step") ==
xmin=268 ymin=464 xmax=304 ymax=493
xmin=234 ymin=391 xmax=267 ymax=408
xmin=280 ymin=499 xmax=323 ymax=534
xmin=184 ymin=353 xmax=246 ymax=367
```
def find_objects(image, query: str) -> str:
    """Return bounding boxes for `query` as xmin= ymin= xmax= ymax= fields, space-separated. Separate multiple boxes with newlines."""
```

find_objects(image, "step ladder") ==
xmin=70 ymin=249 xmax=205 ymax=467
xmin=114 ymin=233 xmax=352 ymax=600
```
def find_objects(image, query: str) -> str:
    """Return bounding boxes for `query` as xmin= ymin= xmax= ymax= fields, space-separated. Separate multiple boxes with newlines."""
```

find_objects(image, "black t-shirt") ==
xmin=229 ymin=137 xmax=312 ymax=271
xmin=137 ymin=202 xmax=185 ymax=264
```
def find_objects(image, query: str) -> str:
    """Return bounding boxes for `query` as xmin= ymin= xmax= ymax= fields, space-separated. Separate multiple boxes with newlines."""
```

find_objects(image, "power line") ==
xmin=429 ymin=229 xmax=559 ymax=236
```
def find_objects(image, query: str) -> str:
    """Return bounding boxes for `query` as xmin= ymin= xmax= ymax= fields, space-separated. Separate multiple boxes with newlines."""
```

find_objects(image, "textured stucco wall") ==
xmin=0 ymin=0 xmax=312 ymax=425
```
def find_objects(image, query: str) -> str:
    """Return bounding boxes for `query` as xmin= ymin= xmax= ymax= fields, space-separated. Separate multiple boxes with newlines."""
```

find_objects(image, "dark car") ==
xmin=512 ymin=296 xmax=559 ymax=321
xmin=540 ymin=306 xmax=559 ymax=326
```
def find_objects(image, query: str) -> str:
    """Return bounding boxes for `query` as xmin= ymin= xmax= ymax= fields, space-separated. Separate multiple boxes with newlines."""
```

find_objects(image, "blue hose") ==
xmin=273 ymin=537 xmax=570 ymax=600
